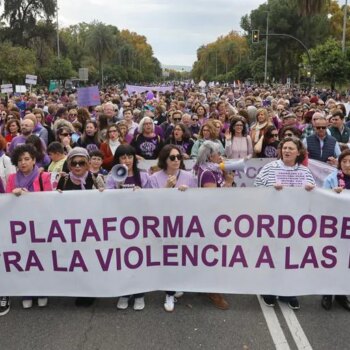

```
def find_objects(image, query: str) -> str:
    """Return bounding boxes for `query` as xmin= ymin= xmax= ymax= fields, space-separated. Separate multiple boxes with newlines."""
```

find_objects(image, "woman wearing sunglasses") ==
xmin=254 ymin=125 xmax=280 ymax=158
xmin=148 ymin=145 xmax=197 ymax=312
xmin=56 ymin=147 xmax=104 ymax=307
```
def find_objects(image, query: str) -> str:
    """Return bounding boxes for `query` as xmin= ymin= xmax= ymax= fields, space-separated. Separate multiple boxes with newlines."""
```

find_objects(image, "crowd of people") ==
xmin=0 ymin=83 xmax=350 ymax=316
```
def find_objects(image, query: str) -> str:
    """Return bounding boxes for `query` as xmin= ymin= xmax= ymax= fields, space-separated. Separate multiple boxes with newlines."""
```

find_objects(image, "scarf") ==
xmin=253 ymin=121 xmax=268 ymax=143
xmin=109 ymin=139 xmax=120 ymax=156
xmin=69 ymin=171 xmax=89 ymax=190
xmin=199 ymin=162 xmax=221 ymax=174
xmin=337 ymin=170 xmax=350 ymax=189
xmin=15 ymin=165 xmax=39 ymax=192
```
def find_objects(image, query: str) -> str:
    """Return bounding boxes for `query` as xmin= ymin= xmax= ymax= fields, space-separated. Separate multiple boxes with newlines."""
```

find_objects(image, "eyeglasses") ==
xmin=316 ymin=126 xmax=327 ymax=130
xmin=70 ymin=160 xmax=87 ymax=167
xmin=60 ymin=133 xmax=72 ymax=137
xmin=168 ymin=154 xmax=182 ymax=161
xmin=284 ymin=133 xmax=294 ymax=137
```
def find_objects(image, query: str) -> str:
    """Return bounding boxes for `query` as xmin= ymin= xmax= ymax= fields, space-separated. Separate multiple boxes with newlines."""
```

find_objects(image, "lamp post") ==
xmin=264 ymin=10 xmax=269 ymax=84
xmin=56 ymin=0 xmax=60 ymax=59
xmin=342 ymin=0 xmax=348 ymax=53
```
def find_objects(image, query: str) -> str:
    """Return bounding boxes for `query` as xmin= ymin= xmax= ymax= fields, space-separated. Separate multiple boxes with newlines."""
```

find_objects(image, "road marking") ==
xmin=257 ymin=296 xmax=290 ymax=350
xmin=278 ymin=301 xmax=313 ymax=350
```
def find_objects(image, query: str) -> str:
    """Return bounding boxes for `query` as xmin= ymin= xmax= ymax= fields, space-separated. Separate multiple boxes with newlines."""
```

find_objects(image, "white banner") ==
xmin=0 ymin=188 xmax=350 ymax=297
xmin=25 ymin=74 xmax=37 ymax=85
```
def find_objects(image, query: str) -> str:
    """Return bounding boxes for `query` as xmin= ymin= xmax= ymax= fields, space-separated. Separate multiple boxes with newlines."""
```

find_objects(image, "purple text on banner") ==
xmin=77 ymin=86 xmax=100 ymax=107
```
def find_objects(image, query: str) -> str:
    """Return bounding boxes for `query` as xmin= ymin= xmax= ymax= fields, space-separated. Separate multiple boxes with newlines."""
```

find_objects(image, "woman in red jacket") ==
xmin=100 ymin=124 xmax=124 ymax=171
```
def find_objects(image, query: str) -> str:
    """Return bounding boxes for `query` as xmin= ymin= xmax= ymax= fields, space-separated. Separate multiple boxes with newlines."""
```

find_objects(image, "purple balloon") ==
xmin=146 ymin=91 xmax=154 ymax=100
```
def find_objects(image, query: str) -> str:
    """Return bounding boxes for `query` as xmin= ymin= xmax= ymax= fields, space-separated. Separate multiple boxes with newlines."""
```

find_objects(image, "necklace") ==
xmin=233 ymin=136 xmax=246 ymax=158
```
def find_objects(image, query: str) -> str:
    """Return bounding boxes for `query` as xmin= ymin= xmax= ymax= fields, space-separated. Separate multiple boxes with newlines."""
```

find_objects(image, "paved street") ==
xmin=1 ymin=293 xmax=349 ymax=350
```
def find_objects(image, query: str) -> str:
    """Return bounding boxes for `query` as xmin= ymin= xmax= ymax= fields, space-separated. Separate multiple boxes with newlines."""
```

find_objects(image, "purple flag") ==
xmin=77 ymin=86 xmax=100 ymax=107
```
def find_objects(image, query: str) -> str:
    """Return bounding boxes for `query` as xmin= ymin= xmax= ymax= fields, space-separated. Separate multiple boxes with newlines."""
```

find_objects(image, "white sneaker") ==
xmin=38 ymin=297 xmax=48 ymax=307
xmin=164 ymin=294 xmax=175 ymax=312
xmin=133 ymin=297 xmax=145 ymax=311
xmin=117 ymin=297 xmax=129 ymax=310
xmin=22 ymin=299 xmax=33 ymax=309
xmin=174 ymin=292 xmax=184 ymax=298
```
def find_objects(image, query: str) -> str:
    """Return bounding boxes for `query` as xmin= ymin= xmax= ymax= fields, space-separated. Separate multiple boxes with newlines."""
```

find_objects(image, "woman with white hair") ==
xmin=130 ymin=116 xmax=164 ymax=160
xmin=194 ymin=140 xmax=235 ymax=310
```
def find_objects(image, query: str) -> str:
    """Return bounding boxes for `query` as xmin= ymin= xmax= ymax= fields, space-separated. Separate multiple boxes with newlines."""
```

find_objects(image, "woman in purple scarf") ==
xmin=6 ymin=144 xmax=52 ymax=310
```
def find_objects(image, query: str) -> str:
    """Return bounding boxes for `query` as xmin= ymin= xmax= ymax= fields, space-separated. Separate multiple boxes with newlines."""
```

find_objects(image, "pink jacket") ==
xmin=6 ymin=172 xmax=53 ymax=193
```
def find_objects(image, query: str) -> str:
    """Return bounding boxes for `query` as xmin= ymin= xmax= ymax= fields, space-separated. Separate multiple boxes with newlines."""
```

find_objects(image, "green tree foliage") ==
xmin=294 ymin=0 xmax=330 ymax=16
xmin=191 ymin=31 xmax=249 ymax=82
xmin=307 ymin=38 xmax=350 ymax=89
xmin=240 ymin=0 xmax=331 ymax=83
xmin=0 ymin=42 xmax=36 ymax=83
xmin=0 ymin=9 xmax=162 ymax=85
xmin=1 ymin=0 xmax=56 ymax=46
xmin=85 ymin=22 xmax=115 ymax=85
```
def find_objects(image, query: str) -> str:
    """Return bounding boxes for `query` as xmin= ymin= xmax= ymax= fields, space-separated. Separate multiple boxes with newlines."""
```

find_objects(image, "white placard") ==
xmin=15 ymin=85 xmax=27 ymax=93
xmin=25 ymin=74 xmax=37 ymax=85
xmin=1 ymin=84 xmax=13 ymax=93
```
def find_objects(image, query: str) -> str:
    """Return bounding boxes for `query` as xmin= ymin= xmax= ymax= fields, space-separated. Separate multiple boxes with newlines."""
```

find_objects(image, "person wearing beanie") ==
xmin=56 ymin=147 xmax=104 ymax=307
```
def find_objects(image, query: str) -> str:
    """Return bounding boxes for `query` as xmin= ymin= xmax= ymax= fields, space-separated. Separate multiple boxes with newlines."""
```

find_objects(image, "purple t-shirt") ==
xmin=148 ymin=169 xmax=197 ymax=189
xmin=198 ymin=168 xmax=225 ymax=188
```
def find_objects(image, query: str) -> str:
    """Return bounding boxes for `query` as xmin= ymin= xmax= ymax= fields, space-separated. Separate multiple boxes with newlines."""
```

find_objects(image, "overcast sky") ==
xmin=58 ymin=0 xmax=266 ymax=67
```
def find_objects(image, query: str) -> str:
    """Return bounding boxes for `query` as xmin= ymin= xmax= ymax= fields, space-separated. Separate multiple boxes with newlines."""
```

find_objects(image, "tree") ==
xmin=307 ymin=38 xmax=350 ymax=89
xmin=1 ymin=0 xmax=56 ymax=46
xmin=85 ymin=22 xmax=115 ymax=85
xmin=294 ymin=0 xmax=330 ymax=16
xmin=0 ymin=42 xmax=36 ymax=84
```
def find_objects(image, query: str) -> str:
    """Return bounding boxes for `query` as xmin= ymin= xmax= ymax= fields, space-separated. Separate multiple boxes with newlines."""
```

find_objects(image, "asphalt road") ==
xmin=0 ymin=293 xmax=349 ymax=350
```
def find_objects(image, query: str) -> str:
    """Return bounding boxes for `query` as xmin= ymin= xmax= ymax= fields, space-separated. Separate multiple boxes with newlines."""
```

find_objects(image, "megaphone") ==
xmin=110 ymin=164 xmax=128 ymax=183
xmin=217 ymin=159 xmax=246 ymax=173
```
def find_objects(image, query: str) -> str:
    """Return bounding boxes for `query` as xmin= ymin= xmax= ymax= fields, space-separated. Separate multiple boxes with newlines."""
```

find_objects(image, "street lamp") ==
xmin=56 ymin=0 xmax=60 ymax=58
xmin=342 ymin=0 xmax=348 ymax=53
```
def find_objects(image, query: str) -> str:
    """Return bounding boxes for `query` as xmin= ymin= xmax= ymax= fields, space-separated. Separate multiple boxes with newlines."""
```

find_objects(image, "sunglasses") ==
xmin=71 ymin=160 xmax=87 ymax=167
xmin=316 ymin=126 xmax=327 ymax=130
xmin=61 ymin=133 xmax=72 ymax=137
xmin=271 ymin=134 xmax=279 ymax=138
xmin=173 ymin=118 xmax=181 ymax=121
xmin=168 ymin=154 xmax=182 ymax=161
xmin=284 ymin=133 xmax=294 ymax=137
xmin=192 ymin=118 xmax=198 ymax=121
xmin=69 ymin=114 xmax=77 ymax=117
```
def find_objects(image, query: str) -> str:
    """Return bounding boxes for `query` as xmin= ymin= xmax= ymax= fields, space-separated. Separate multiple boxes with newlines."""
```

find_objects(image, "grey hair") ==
xmin=195 ymin=140 xmax=221 ymax=166
xmin=138 ymin=116 xmax=154 ymax=134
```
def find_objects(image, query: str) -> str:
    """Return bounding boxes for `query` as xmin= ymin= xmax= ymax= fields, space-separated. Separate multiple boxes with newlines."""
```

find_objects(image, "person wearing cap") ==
xmin=56 ymin=147 xmax=104 ymax=307
xmin=279 ymin=112 xmax=303 ymax=131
